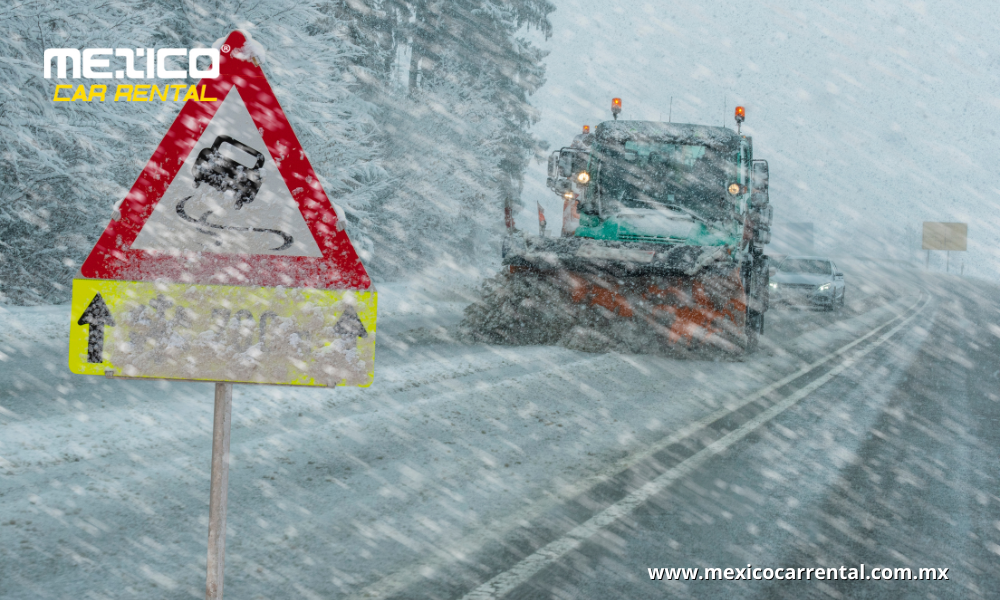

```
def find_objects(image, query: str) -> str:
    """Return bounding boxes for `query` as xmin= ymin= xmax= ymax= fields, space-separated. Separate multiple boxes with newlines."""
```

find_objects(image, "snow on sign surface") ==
xmin=69 ymin=30 xmax=377 ymax=388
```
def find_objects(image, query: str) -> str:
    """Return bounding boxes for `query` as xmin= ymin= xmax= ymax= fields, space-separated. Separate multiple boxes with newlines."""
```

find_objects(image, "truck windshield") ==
xmin=593 ymin=140 xmax=734 ymax=219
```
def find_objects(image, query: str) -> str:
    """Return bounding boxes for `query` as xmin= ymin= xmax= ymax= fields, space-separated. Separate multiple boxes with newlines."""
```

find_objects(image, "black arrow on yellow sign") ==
xmin=333 ymin=308 xmax=368 ymax=338
xmin=78 ymin=294 xmax=115 ymax=363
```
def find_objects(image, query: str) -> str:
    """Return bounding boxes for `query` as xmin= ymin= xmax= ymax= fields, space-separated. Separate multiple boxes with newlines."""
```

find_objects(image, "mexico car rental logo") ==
xmin=44 ymin=47 xmax=221 ymax=102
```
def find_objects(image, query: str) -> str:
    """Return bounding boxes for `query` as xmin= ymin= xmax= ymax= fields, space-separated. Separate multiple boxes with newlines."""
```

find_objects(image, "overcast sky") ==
xmin=521 ymin=0 xmax=1000 ymax=277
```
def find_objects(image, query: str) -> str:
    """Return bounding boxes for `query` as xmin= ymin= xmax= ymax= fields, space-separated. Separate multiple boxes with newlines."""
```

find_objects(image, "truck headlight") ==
xmin=818 ymin=283 xmax=831 ymax=291
xmin=769 ymin=282 xmax=778 ymax=289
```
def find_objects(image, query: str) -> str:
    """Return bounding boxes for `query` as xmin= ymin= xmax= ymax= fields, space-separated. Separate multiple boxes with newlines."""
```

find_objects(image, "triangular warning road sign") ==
xmin=80 ymin=30 xmax=370 ymax=290
xmin=70 ymin=31 xmax=377 ymax=388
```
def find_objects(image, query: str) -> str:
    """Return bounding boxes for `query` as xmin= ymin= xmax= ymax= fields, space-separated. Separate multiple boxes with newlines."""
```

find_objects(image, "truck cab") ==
xmin=525 ymin=108 xmax=774 ymax=346
xmin=551 ymin=120 xmax=771 ymax=253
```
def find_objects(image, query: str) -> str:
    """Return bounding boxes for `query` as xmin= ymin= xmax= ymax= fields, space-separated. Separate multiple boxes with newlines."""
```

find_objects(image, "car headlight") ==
xmin=769 ymin=282 xmax=778 ymax=289
xmin=818 ymin=283 xmax=831 ymax=291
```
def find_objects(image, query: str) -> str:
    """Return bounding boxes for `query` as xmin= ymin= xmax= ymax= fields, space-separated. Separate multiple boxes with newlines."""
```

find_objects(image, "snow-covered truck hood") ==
xmin=605 ymin=207 xmax=734 ymax=247
xmin=615 ymin=207 xmax=699 ymax=240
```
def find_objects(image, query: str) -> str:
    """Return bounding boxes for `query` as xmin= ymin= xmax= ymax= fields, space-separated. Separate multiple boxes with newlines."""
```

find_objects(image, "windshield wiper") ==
xmin=616 ymin=193 xmax=716 ymax=227
xmin=660 ymin=203 xmax=712 ymax=226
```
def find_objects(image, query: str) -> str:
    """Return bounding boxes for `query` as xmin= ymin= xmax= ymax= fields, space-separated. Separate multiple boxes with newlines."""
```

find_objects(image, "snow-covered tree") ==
xmin=329 ymin=0 xmax=555 ymax=277
xmin=0 ymin=1 xmax=175 ymax=304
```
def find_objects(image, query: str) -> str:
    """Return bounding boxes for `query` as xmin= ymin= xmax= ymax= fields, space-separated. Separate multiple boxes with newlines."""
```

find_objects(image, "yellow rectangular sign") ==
xmin=69 ymin=279 xmax=376 ymax=387
xmin=922 ymin=222 xmax=967 ymax=251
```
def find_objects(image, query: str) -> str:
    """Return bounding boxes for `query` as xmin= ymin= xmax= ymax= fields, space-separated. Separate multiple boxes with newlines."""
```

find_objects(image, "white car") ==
xmin=769 ymin=256 xmax=846 ymax=310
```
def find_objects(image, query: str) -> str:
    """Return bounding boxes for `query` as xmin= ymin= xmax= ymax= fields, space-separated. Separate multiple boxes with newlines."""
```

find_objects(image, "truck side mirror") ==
xmin=546 ymin=152 xmax=559 ymax=189
xmin=558 ymin=152 xmax=574 ymax=178
xmin=751 ymin=160 xmax=769 ymax=206
xmin=752 ymin=189 xmax=769 ymax=207
xmin=752 ymin=160 xmax=768 ymax=192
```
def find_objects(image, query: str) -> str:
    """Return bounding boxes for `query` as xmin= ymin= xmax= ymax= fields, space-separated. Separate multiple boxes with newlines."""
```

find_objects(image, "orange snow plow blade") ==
xmin=472 ymin=265 xmax=753 ymax=354
xmin=464 ymin=237 xmax=757 ymax=354
xmin=563 ymin=267 xmax=749 ymax=351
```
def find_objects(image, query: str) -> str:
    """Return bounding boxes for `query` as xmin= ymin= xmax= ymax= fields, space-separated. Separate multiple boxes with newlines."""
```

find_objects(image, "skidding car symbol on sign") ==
xmin=193 ymin=134 xmax=265 ymax=208
xmin=179 ymin=133 xmax=294 ymax=252
xmin=68 ymin=30 xmax=377 ymax=387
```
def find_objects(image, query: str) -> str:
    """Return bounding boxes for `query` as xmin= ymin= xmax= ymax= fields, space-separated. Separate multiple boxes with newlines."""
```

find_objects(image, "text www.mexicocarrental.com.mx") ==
xmin=648 ymin=564 xmax=949 ymax=582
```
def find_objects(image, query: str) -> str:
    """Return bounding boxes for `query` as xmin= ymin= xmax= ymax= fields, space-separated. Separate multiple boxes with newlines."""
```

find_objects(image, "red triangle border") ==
xmin=80 ymin=31 xmax=371 ymax=290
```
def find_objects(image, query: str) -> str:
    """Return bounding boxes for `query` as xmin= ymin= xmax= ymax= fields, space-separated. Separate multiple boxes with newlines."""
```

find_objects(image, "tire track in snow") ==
xmin=458 ymin=293 xmax=929 ymax=600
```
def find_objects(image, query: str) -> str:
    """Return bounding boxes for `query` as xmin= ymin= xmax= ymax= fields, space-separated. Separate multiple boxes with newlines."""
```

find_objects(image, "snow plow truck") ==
xmin=465 ymin=100 xmax=773 ymax=354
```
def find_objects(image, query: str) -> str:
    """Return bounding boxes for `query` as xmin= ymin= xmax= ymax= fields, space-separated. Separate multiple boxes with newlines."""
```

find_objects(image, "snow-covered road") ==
xmin=0 ymin=263 xmax=932 ymax=599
